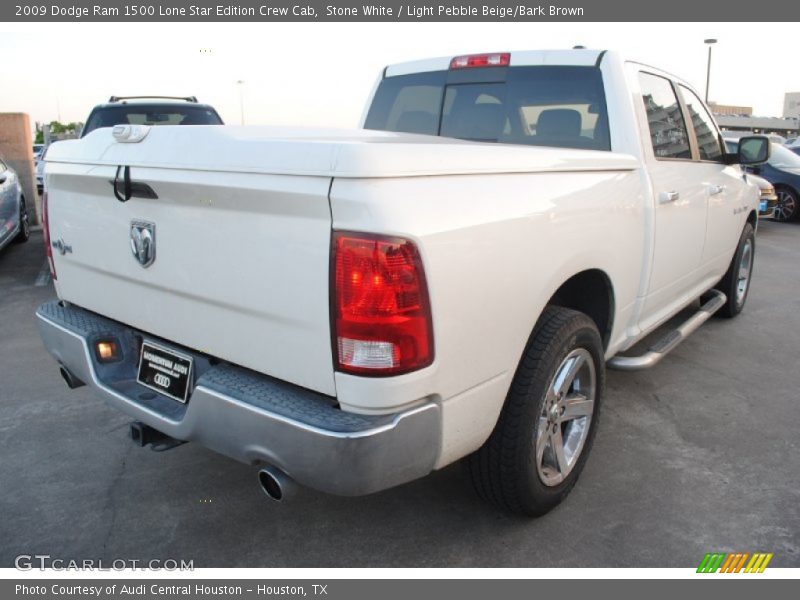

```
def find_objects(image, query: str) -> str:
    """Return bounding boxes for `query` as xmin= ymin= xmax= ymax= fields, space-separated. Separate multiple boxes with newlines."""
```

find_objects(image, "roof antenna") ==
xmin=573 ymin=45 xmax=587 ymax=49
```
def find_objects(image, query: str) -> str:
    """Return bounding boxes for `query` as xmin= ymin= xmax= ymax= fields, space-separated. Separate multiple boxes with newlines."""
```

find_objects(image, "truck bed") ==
xmin=44 ymin=125 xmax=637 ymax=397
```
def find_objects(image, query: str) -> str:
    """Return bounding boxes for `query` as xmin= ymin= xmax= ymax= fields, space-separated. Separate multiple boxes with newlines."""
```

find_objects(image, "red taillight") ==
xmin=332 ymin=232 xmax=433 ymax=376
xmin=450 ymin=53 xmax=510 ymax=69
xmin=42 ymin=190 xmax=56 ymax=279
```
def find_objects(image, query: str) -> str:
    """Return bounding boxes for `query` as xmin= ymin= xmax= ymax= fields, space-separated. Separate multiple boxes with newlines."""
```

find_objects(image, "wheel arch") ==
xmin=773 ymin=181 xmax=799 ymax=195
xmin=17 ymin=192 xmax=26 ymax=221
xmin=545 ymin=269 xmax=615 ymax=350
xmin=774 ymin=182 xmax=800 ymax=205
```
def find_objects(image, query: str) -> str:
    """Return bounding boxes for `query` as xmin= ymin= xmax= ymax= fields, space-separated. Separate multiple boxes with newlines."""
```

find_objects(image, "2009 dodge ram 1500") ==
xmin=37 ymin=49 xmax=769 ymax=515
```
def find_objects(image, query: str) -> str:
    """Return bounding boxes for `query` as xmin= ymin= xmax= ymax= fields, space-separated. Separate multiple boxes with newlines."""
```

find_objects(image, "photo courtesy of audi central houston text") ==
xmin=1 ymin=7 xmax=799 ymax=575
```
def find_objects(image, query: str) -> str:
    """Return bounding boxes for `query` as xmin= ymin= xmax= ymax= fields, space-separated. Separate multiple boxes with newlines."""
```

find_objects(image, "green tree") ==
xmin=36 ymin=121 xmax=81 ymax=143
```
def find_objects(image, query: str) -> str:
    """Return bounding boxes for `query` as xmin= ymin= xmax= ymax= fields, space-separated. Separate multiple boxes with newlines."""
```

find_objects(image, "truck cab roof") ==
xmin=384 ymin=48 xmax=610 ymax=77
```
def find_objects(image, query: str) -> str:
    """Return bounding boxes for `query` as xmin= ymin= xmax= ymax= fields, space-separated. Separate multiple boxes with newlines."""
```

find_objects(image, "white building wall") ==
xmin=784 ymin=92 xmax=800 ymax=119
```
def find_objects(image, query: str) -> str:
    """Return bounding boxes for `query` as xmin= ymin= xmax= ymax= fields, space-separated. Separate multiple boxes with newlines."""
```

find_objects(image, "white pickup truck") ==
xmin=38 ymin=50 xmax=769 ymax=515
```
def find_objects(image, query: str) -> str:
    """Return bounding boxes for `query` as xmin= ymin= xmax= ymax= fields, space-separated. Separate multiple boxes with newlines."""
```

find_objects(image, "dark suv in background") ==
xmin=81 ymin=96 xmax=224 ymax=138
xmin=725 ymin=138 xmax=800 ymax=222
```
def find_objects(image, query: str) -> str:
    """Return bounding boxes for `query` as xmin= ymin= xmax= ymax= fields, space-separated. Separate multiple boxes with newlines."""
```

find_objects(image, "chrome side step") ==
xmin=608 ymin=290 xmax=727 ymax=371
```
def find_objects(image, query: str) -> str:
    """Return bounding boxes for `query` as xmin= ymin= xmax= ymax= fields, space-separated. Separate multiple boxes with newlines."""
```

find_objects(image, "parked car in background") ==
xmin=722 ymin=131 xmax=786 ymax=145
xmin=36 ymin=143 xmax=52 ymax=194
xmin=0 ymin=158 xmax=30 ymax=252
xmin=34 ymin=144 xmax=46 ymax=193
xmin=81 ymin=96 xmax=223 ymax=138
xmin=749 ymin=173 xmax=778 ymax=218
xmin=725 ymin=139 xmax=800 ymax=221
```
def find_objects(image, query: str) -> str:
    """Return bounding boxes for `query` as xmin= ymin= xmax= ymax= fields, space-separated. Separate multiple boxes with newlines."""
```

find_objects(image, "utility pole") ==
xmin=704 ymin=39 xmax=717 ymax=104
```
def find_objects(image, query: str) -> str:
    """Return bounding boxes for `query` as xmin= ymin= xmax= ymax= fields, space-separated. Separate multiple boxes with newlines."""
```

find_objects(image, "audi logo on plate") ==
xmin=154 ymin=373 xmax=171 ymax=387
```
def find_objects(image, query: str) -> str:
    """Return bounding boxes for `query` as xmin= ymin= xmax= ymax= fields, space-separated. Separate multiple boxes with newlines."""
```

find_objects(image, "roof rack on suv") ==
xmin=107 ymin=96 xmax=199 ymax=103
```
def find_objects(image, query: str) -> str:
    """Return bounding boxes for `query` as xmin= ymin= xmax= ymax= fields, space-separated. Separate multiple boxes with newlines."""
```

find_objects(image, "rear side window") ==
xmin=638 ymin=72 xmax=691 ymax=159
xmin=365 ymin=66 xmax=611 ymax=151
xmin=83 ymin=105 xmax=223 ymax=137
xmin=679 ymin=85 xmax=724 ymax=161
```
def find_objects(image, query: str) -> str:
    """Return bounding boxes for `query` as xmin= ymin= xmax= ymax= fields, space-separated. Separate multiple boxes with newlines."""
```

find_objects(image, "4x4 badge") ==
xmin=130 ymin=220 xmax=156 ymax=268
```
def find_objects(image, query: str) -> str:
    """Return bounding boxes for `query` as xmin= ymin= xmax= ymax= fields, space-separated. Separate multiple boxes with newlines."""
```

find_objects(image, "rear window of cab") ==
xmin=364 ymin=66 xmax=611 ymax=151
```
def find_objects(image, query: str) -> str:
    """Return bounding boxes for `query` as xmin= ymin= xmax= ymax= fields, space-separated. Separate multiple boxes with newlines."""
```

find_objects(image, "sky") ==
xmin=1 ymin=22 xmax=797 ymax=129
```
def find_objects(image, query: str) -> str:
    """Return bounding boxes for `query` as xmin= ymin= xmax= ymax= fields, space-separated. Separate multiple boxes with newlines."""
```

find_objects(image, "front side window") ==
xmin=638 ymin=72 xmax=691 ymax=159
xmin=365 ymin=66 xmax=611 ymax=151
xmin=679 ymin=86 xmax=724 ymax=161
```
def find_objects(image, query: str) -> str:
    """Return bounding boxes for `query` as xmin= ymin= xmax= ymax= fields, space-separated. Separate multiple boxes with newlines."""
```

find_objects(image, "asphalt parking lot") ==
xmin=1 ymin=223 xmax=798 ymax=568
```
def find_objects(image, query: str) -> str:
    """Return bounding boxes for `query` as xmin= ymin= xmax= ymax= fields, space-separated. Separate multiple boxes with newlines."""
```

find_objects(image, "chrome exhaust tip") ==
xmin=258 ymin=466 xmax=295 ymax=502
xmin=59 ymin=365 xmax=85 ymax=389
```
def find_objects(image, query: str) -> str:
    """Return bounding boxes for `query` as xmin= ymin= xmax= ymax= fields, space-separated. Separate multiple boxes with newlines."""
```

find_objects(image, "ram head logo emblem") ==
xmin=130 ymin=221 xmax=156 ymax=268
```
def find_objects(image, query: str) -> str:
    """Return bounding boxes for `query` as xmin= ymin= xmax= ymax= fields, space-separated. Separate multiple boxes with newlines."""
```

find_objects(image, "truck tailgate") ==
xmin=46 ymin=156 xmax=335 ymax=396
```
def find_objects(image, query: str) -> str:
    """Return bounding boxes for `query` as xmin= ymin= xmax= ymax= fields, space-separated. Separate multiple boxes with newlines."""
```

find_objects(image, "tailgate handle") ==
xmin=111 ymin=166 xmax=158 ymax=201
xmin=112 ymin=165 xmax=132 ymax=202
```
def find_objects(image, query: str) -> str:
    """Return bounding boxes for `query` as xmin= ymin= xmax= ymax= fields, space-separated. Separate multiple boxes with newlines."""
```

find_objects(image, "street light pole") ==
xmin=236 ymin=80 xmax=245 ymax=125
xmin=704 ymin=38 xmax=717 ymax=104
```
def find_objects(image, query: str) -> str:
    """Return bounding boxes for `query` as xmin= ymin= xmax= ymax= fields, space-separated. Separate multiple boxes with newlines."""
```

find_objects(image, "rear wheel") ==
xmin=715 ymin=222 xmax=755 ymax=318
xmin=14 ymin=197 xmax=29 ymax=244
xmin=468 ymin=306 xmax=604 ymax=516
xmin=773 ymin=187 xmax=799 ymax=222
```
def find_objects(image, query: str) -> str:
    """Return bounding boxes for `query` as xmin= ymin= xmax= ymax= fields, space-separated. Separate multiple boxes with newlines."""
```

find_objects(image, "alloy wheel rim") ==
xmin=20 ymin=203 xmax=28 ymax=237
xmin=736 ymin=238 xmax=753 ymax=306
xmin=775 ymin=190 xmax=796 ymax=221
xmin=535 ymin=348 xmax=596 ymax=487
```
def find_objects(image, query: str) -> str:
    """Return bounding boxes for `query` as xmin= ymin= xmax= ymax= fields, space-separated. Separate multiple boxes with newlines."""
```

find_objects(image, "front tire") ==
xmin=715 ymin=222 xmax=755 ymax=318
xmin=773 ymin=187 xmax=799 ymax=222
xmin=468 ymin=306 xmax=604 ymax=516
xmin=14 ymin=197 xmax=30 ymax=244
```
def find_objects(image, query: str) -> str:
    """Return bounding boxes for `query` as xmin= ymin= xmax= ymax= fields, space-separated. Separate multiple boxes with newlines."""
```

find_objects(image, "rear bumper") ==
xmin=36 ymin=300 xmax=441 ymax=496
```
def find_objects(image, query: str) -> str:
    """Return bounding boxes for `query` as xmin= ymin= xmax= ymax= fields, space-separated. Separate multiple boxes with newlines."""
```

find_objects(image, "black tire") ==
xmin=14 ymin=197 xmax=30 ymax=244
xmin=714 ymin=222 xmax=755 ymax=318
xmin=468 ymin=306 xmax=604 ymax=516
xmin=773 ymin=187 xmax=799 ymax=222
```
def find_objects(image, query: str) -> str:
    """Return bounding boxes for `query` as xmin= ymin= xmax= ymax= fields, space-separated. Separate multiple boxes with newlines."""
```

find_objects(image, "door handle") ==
xmin=709 ymin=184 xmax=726 ymax=196
xmin=658 ymin=191 xmax=680 ymax=204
